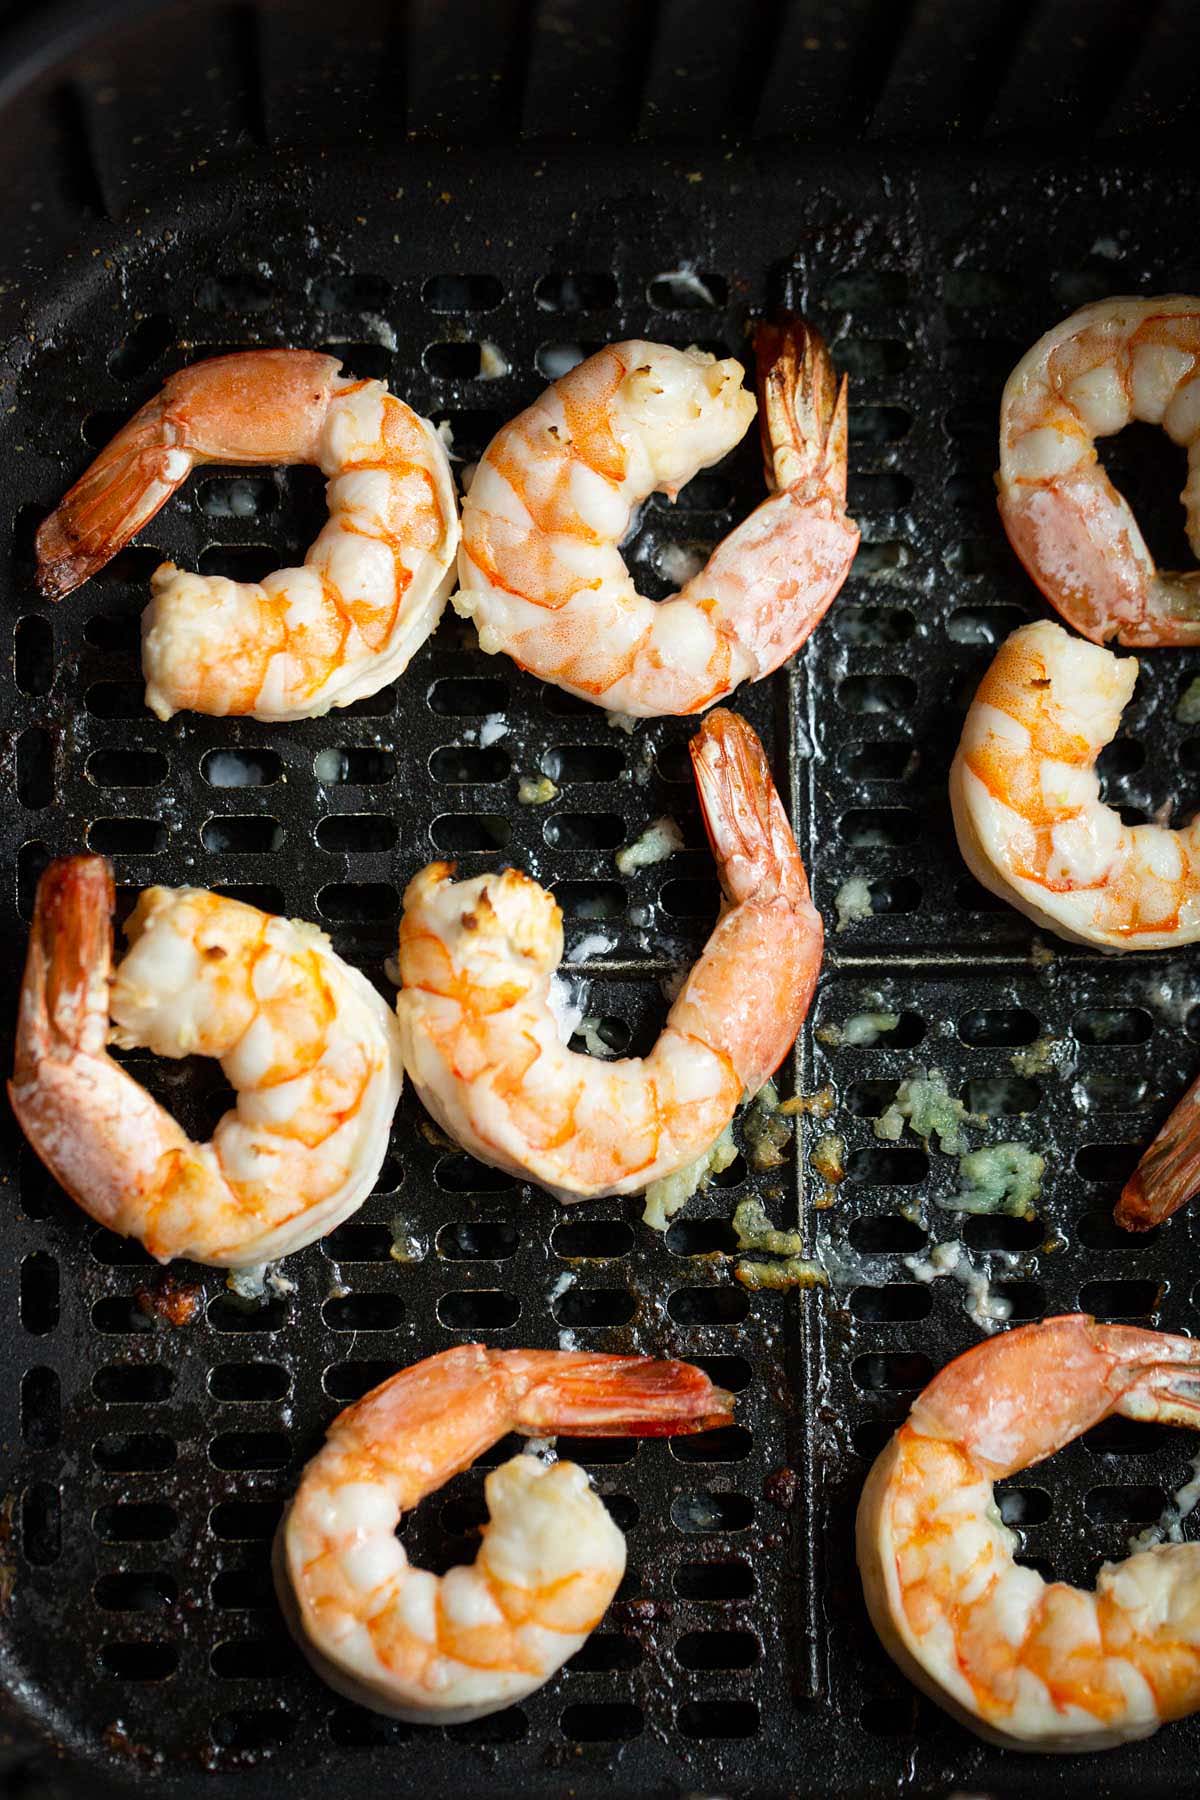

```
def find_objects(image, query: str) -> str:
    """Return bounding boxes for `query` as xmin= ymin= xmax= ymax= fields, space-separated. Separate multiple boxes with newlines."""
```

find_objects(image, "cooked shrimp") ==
xmin=998 ymin=296 xmax=1200 ymax=646
xmin=1117 ymin=1070 xmax=1200 ymax=1230
xmin=455 ymin=315 xmax=859 ymax=715
xmin=950 ymin=617 xmax=1200 ymax=949
xmin=395 ymin=709 xmax=822 ymax=1203
xmin=36 ymin=349 xmax=459 ymax=720
xmin=8 ymin=855 xmax=403 ymax=1266
xmin=275 ymin=1344 xmax=733 ymax=1721
xmin=858 ymin=1315 xmax=1200 ymax=1751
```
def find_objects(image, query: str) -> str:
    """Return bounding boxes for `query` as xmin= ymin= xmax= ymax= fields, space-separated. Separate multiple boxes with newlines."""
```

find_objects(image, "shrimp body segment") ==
xmin=858 ymin=1316 xmax=1200 ymax=1751
xmin=950 ymin=618 xmax=1200 ymax=949
xmin=394 ymin=709 xmax=822 ymax=1201
xmin=455 ymin=318 xmax=858 ymax=715
xmin=36 ymin=349 xmax=459 ymax=720
xmin=998 ymin=296 xmax=1200 ymax=646
xmin=276 ymin=1345 xmax=733 ymax=1721
xmin=9 ymin=856 xmax=404 ymax=1267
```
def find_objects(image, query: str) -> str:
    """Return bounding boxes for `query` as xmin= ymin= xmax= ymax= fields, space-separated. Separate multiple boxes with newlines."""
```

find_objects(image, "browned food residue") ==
xmin=779 ymin=1084 xmax=836 ymax=1118
xmin=764 ymin=1466 xmax=800 ymax=1510
xmin=103 ymin=1719 xmax=163 ymax=1768
xmin=811 ymin=1131 xmax=846 ymax=1208
xmin=136 ymin=1274 xmax=204 ymax=1326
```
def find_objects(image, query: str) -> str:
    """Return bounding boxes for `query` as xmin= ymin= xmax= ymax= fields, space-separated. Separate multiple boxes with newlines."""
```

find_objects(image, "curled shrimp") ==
xmin=455 ymin=315 xmax=859 ymax=715
xmin=8 ymin=855 xmax=403 ymax=1267
xmin=1117 ymin=1070 xmax=1200 ymax=1230
xmin=998 ymin=296 xmax=1200 ymax=646
xmin=35 ymin=349 xmax=459 ymax=720
xmin=858 ymin=1315 xmax=1200 ymax=1751
xmin=394 ymin=708 xmax=822 ymax=1204
xmin=950 ymin=617 xmax=1200 ymax=949
xmin=275 ymin=1344 xmax=733 ymax=1722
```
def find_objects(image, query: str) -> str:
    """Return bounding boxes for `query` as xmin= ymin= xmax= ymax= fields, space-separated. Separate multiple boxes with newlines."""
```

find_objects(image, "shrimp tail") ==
xmin=36 ymin=401 xmax=195 ymax=601
xmin=690 ymin=708 xmax=809 ymax=907
xmin=36 ymin=349 xmax=345 ymax=601
xmin=754 ymin=311 xmax=848 ymax=502
xmin=11 ymin=854 xmax=114 ymax=1078
xmin=6 ymin=854 xmax=163 ymax=1234
xmin=1116 ymin=1072 xmax=1200 ymax=1230
xmin=914 ymin=1315 xmax=1200 ymax=1476
xmin=507 ymin=1350 xmax=734 ymax=1438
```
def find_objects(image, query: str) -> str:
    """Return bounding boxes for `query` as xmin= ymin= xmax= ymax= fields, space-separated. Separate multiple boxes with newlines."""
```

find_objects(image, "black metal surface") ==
xmin=2 ymin=3 xmax=1200 ymax=1797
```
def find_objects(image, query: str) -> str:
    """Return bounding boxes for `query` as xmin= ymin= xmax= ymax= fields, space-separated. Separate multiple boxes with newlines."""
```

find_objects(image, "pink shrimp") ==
xmin=394 ymin=708 xmax=822 ymax=1219
xmin=859 ymin=1316 xmax=1200 ymax=1751
xmin=277 ymin=1345 xmax=733 ymax=1721
xmin=998 ymin=296 xmax=1200 ymax=645
xmin=455 ymin=315 xmax=859 ymax=715
xmin=36 ymin=348 xmax=458 ymax=719
xmin=8 ymin=855 xmax=403 ymax=1266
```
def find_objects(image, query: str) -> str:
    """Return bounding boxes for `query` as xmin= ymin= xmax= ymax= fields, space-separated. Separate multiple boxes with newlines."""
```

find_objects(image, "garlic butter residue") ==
xmin=1010 ymin=1036 xmax=1072 ymax=1078
xmin=742 ymin=1080 xmax=794 ymax=1171
xmin=656 ymin=541 xmax=708 ymax=586
xmin=817 ymin=1010 xmax=900 ymax=1049
xmin=226 ymin=1263 xmax=268 ymax=1301
xmin=517 ymin=774 xmax=558 ymax=805
xmin=811 ymin=1133 xmax=846 ymax=1191
xmin=949 ymin=1143 xmax=1045 ymax=1217
xmin=389 ymin=1214 xmax=425 ymax=1264
xmin=779 ymin=1084 xmax=836 ymax=1119
xmin=834 ymin=876 xmax=874 ymax=932
xmin=314 ymin=746 xmax=353 ymax=785
xmin=478 ymin=341 xmax=510 ymax=381
xmin=547 ymin=973 xmax=586 ymax=1044
xmin=567 ymin=933 xmax=616 ymax=965
xmin=652 ymin=267 xmax=721 ymax=309
xmin=616 ymin=816 xmax=684 ymax=874
xmin=607 ymin=711 xmax=640 ymax=735
xmin=904 ymin=1240 xmax=1013 ymax=1330
xmin=736 ymin=1256 xmax=828 ymax=1292
xmin=522 ymin=1435 xmax=558 ymax=1465
xmin=642 ymin=1123 xmax=737 ymax=1232
xmin=1129 ymin=1449 xmax=1200 ymax=1553
xmin=874 ymin=1066 xmax=973 ymax=1154
xmin=732 ymin=1196 xmax=825 ymax=1292
xmin=575 ymin=1017 xmax=619 ymax=1058
xmin=732 ymin=1194 xmax=803 ymax=1256
xmin=226 ymin=1262 xmax=296 ymax=1301
xmin=1176 ymin=677 xmax=1200 ymax=725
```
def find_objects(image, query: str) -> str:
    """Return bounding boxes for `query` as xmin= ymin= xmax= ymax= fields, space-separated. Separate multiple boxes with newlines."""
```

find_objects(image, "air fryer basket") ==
xmin=2 ymin=2 xmax=1200 ymax=1795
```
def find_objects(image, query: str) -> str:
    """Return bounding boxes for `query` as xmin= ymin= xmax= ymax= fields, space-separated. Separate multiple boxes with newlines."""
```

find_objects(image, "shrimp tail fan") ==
xmin=1116 ymin=1072 xmax=1200 ymax=1230
xmin=13 ymin=854 xmax=114 ymax=1071
xmin=689 ymin=707 xmax=808 ymax=907
xmin=754 ymin=310 xmax=848 ymax=501
xmin=511 ymin=1351 xmax=735 ymax=1438
xmin=36 ymin=402 xmax=187 ymax=600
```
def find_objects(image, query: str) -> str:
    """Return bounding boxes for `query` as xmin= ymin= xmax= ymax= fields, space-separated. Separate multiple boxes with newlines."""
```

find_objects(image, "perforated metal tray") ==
xmin=2 ymin=50 xmax=1200 ymax=1800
